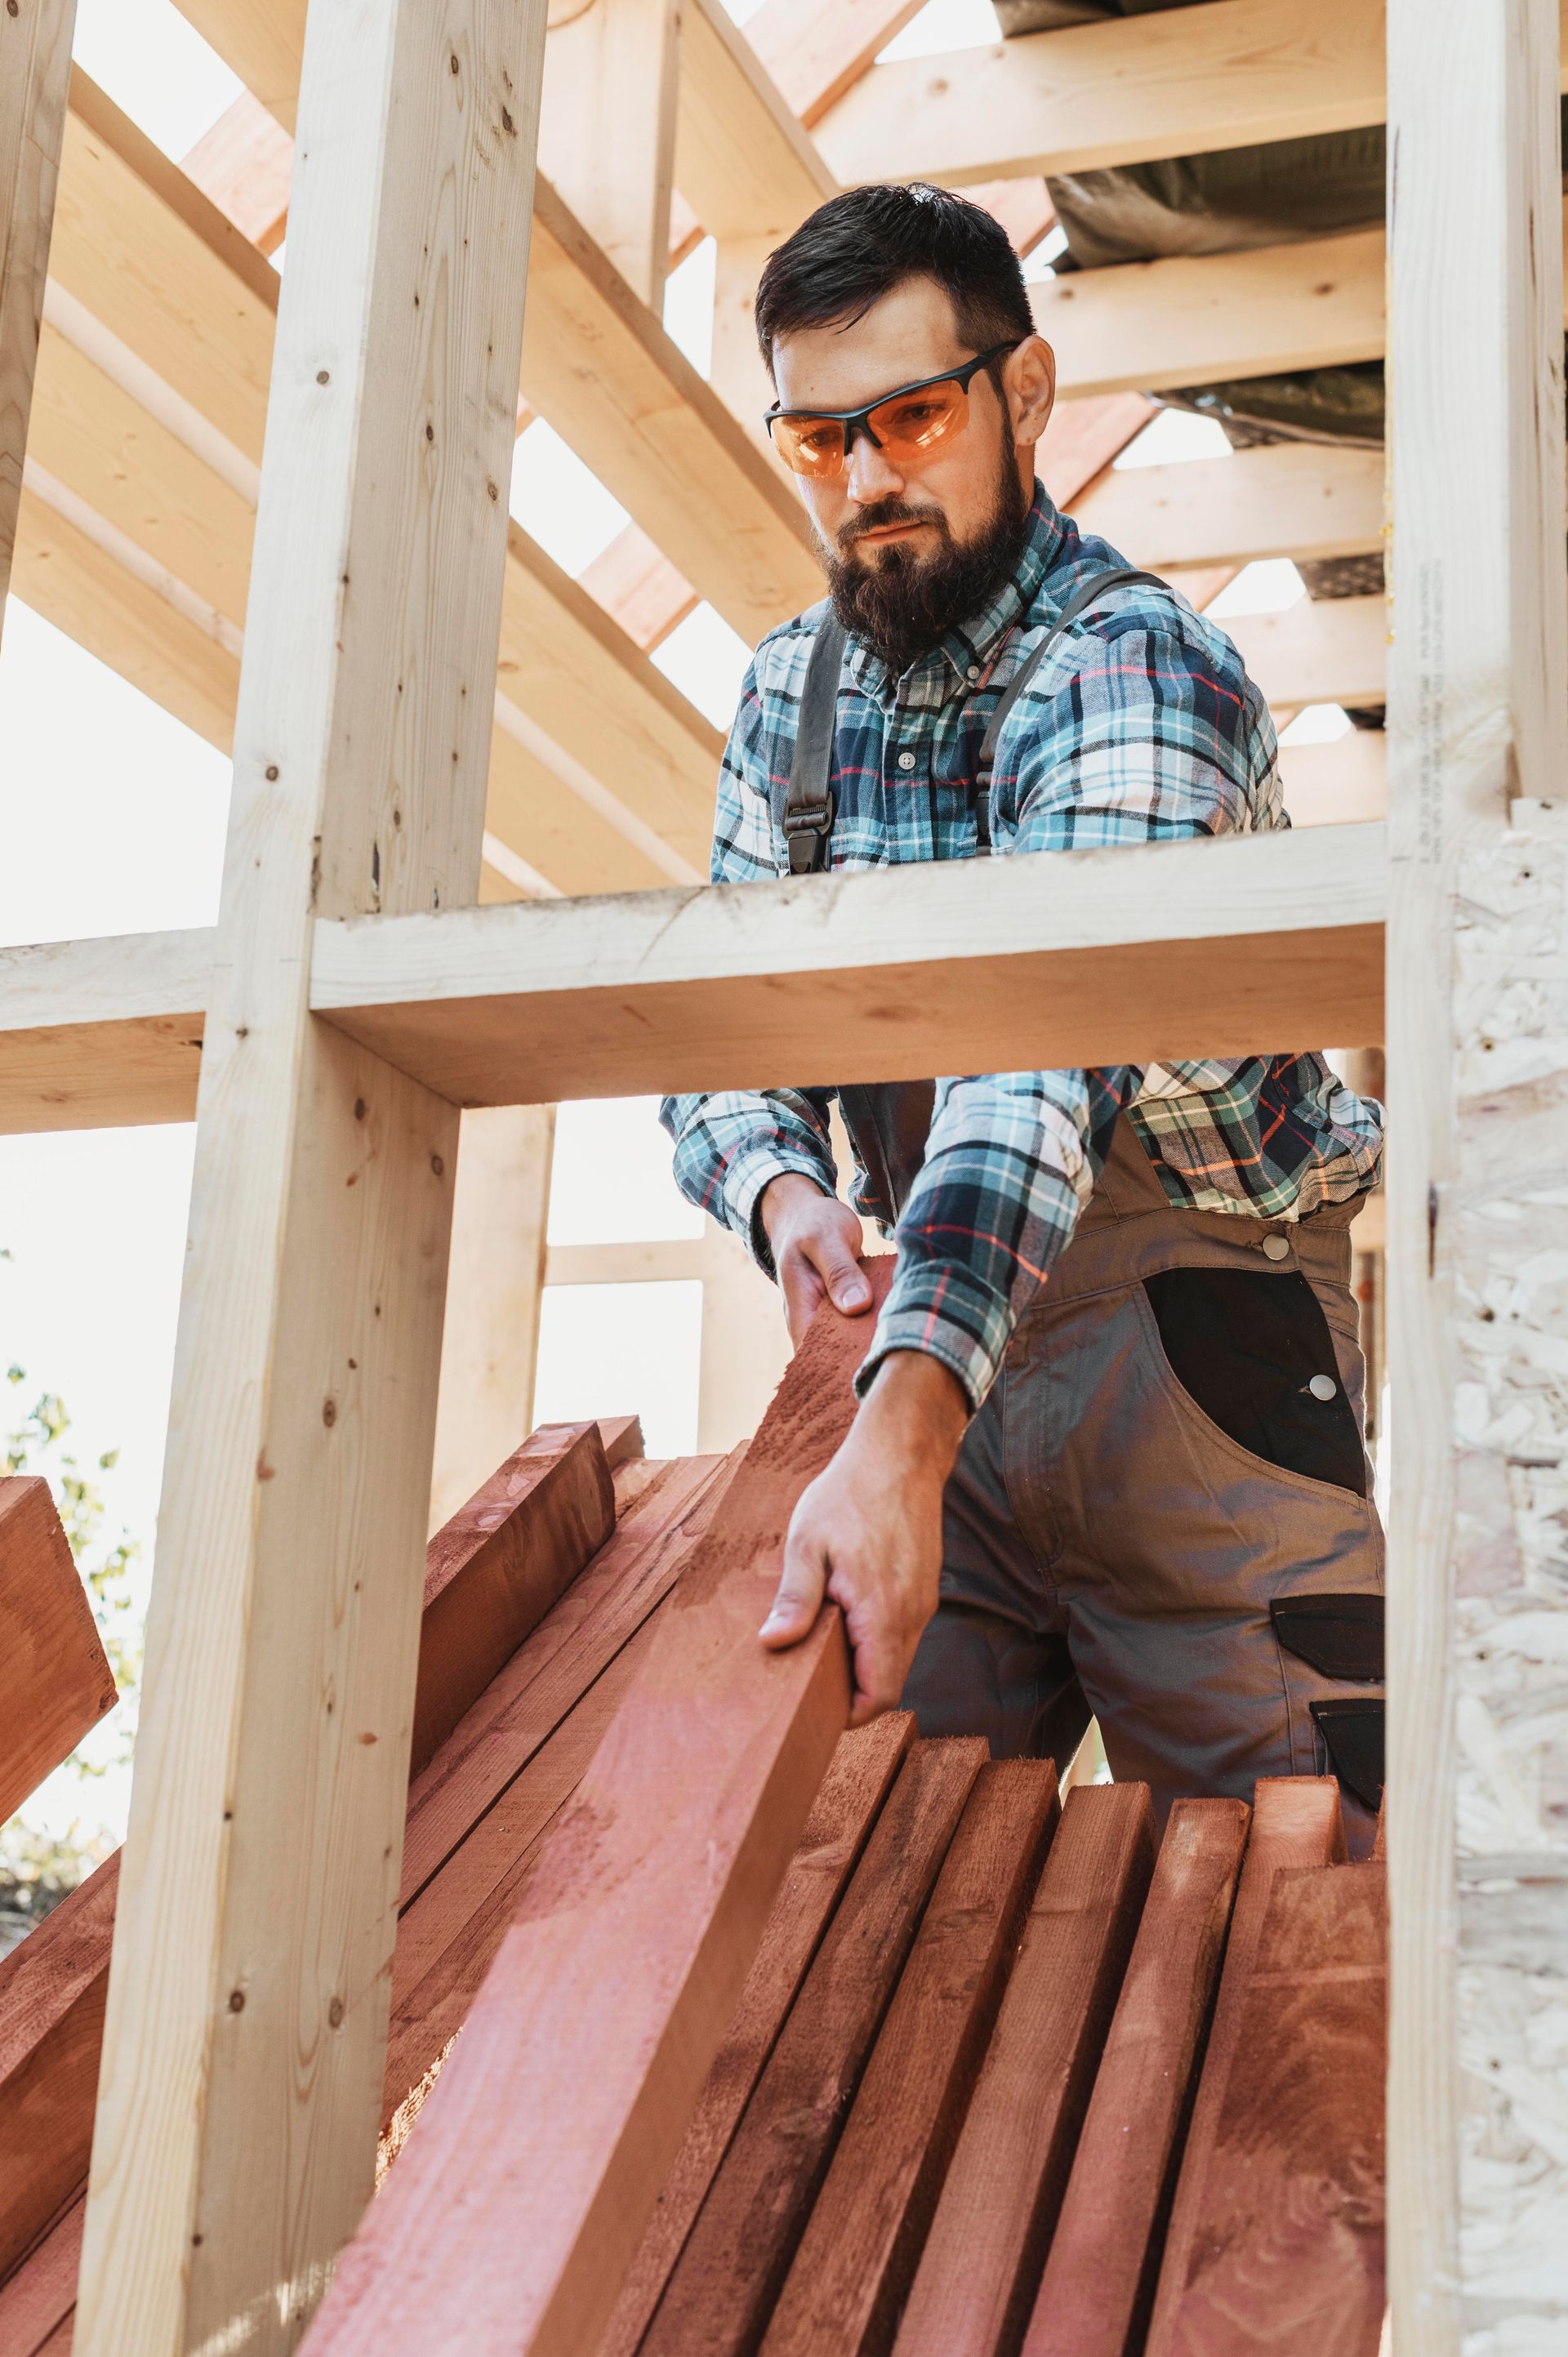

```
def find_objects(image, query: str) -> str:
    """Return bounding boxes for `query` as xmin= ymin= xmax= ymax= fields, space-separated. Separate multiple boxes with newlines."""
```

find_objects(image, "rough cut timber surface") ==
xmin=1022 ymin=1799 xmax=1250 ymax=2357
xmin=601 ymin=1711 xmax=915 ymax=2357
xmin=0 ymin=1854 xmax=117 ymax=2288
xmin=0 ymin=1478 xmax=116 ymax=1824
xmin=762 ymin=1758 xmax=1061 ymax=2357
xmin=298 ymin=1274 xmax=893 ymax=2357
xmin=642 ymin=1735 xmax=987 ymax=2357
xmin=892 ymin=1781 xmax=1156 ymax=2357
xmin=1146 ymin=1779 xmax=1346 ymax=2357
xmin=1154 ymin=1861 xmax=1388 ymax=2357
xmin=412 ymin=1423 xmax=613 ymax=1773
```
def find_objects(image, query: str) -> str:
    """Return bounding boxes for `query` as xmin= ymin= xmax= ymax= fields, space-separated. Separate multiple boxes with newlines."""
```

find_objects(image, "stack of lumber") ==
xmin=0 ymin=1305 xmax=1388 ymax=2357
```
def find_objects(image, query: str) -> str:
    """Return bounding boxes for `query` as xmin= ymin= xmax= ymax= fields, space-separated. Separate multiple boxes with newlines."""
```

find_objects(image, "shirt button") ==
xmin=966 ymin=665 xmax=980 ymax=682
xmin=897 ymin=751 xmax=916 ymax=772
xmin=1262 ymin=1233 xmax=1290 ymax=1261
xmin=1309 ymin=1373 xmax=1339 ymax=1401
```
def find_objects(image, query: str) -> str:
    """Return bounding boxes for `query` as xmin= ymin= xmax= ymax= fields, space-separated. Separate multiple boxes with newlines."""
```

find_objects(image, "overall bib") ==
xmin=777 ymin=577 xmax=1387 ymax=1845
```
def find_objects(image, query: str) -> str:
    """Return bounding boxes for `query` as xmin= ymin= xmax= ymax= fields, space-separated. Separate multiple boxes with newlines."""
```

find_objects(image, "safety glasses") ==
xmin=764 ymin=342 xmax=1018 ymax=480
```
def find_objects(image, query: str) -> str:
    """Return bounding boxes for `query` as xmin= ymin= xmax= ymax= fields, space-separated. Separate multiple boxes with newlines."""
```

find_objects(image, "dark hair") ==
xmin=754 ymin=184 xmax=1033 ymax=381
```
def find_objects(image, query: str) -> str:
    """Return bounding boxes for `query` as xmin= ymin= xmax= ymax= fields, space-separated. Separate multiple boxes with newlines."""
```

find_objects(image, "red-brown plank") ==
xmin=1146 ymin=1778 xmax=1346 ymax=2357
xmin=601 ymin=1712 xmax=915 ymax=2357
xmin=1156 ymin=1860 xmax=1387 ymax=2357
xmin=893 ymin=1780 xmax=1155 ymax=2357
xmin=300 ymin=1272 xmax=893 ymax=2357
xmin=764 ymin=1758 xmax=1061 ymax=2357
xmin=642 ymin=1735 xmax=987 ymax=2357
xmin=1021 ymin=1798 xmax=1250 ymax=2357
xmin=0 ymin=1480 xmax=116 ymax=1826
xmin=412 ymin=1421 xmax=614 ymax=1772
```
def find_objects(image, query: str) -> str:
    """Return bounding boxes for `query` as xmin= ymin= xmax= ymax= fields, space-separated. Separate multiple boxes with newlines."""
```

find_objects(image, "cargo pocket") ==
xmin=1310 ymin=1698 xmax=1385 ymax=1811
xmin=1270 ymin=1593 xmax=1384 ymax=1682
xmin=1142 ymin=1266 xmax=1368 ymax=1495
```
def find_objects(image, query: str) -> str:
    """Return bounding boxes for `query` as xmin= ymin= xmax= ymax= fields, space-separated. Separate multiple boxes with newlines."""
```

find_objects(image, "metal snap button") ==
xmin=966 ymin=665 xmax=980 ymax=681
xmin=1308 ymin=1373 xmax=1338 ymax=1401
xmin=1262 ymin=1233 xmax=1290 ymax=1261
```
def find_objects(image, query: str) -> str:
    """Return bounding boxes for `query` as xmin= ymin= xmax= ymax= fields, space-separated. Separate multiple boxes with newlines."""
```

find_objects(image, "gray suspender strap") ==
xmin=777 ymin=565 xmax=1169 ymax=871
xmin=778 ymin=613 xmax=849 ymax=875
xmin=972 ymin=564 xmax=1169 ymax=848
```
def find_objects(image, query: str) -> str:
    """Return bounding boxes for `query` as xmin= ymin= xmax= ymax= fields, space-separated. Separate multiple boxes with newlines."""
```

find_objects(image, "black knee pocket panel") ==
xmin=1271 ymin=1593 xmax=1383 ymax=1681
xmin=1310 ymin=1698 xmax=1385 ymax=1810
xmin=1142 ymin=1265 xmax=1368 ymax=1495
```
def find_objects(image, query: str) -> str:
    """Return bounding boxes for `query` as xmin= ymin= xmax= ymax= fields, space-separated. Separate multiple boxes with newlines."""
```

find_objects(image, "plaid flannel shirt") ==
xmin=661 ymin=484 xmax=1383 ymax=1413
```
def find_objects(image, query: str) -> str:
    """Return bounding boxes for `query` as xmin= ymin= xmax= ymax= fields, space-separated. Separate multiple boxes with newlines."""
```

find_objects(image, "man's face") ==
xmin=769 ymin=275 xmax=1056 ymax=581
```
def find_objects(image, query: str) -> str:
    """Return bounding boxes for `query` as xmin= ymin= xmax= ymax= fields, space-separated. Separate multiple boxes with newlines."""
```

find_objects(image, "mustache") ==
xmin=835 ymin=498 xmax=950 ymax=555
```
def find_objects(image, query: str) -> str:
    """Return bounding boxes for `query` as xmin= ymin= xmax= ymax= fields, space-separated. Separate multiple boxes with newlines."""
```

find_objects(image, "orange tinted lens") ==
xmin=770 ymin=414 xmax=849 ymax=477
xmin=867 ymin=380 xmax=968 ymax=459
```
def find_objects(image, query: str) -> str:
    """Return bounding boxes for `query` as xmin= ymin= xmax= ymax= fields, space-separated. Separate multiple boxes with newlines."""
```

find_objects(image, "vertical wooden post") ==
xmin=695 ymin=1223 xmax=791 ymax=1454
xmin=0 ymin=0 xmax=76 ymax=634
xmin=1386 ymin=3 xmax=1568 ymax=2346
xmin=539 ymin=0 xmax=679 ymax=310
xmin=74 ymin=5 xmax=549 ymax=2354
xmin=429 ymin=1103 xmax=555 ymax=1532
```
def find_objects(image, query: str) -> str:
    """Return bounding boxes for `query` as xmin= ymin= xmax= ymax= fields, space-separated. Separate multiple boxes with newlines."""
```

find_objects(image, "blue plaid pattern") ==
xmin=662 ymin=486 xmax=1383 ymax=1410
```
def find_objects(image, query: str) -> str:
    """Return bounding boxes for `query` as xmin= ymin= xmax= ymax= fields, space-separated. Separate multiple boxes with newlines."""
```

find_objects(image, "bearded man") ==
xmin=660 ymin=184 xmax=1386 ymax=1849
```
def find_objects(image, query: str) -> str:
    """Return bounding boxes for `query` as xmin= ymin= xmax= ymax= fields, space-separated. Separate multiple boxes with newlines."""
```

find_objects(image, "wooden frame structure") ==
xmin=1 ymin=0 xmax=1564 ymax=2348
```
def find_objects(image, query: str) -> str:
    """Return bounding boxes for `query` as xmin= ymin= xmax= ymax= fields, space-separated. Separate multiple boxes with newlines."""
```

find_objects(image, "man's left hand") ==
xmin=760 ymin=1350 xmax=969 ymax=1723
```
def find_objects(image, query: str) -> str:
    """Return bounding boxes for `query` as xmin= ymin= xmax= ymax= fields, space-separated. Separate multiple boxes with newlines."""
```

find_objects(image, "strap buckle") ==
xmin=783 ymin=790 xmax=835 ymax=874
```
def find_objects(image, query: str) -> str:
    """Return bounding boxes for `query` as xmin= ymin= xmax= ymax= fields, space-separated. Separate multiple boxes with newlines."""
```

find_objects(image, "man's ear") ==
xmin=1005 ymin=334 xmax=1056 ymax=450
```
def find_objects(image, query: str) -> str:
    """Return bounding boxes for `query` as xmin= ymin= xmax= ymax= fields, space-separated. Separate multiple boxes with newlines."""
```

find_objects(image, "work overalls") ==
xmin=776 ymin=575 xmax=1387 ymax=1849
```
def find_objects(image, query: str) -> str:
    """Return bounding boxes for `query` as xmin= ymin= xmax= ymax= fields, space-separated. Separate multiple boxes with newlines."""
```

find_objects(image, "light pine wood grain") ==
xmin=1227 ymin=596 xmax=1386 ymax=715
xmin=540 ymin=0 xmax=679 ymax=306
xmin=0 ymin=0 xmax=77 ymax=632
xmin=1386 ymin=6 xmax=1568 ymax=2348
xmin=675 ymin=0 xmax=835 ymax=243
xmin=71 ymin=5 xmax=550 ymax=2350
xmin=1075 ymin=444 xmax=1383 ymax=575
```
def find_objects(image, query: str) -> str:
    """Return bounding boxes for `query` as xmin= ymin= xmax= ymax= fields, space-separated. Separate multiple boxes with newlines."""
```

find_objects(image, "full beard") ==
xmin=822 ymin=443 xmax=1031 ymax=679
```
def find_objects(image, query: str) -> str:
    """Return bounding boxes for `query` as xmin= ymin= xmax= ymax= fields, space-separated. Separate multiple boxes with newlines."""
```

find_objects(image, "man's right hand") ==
xmin=760 ymin=1173 xmax=873 ymax=1348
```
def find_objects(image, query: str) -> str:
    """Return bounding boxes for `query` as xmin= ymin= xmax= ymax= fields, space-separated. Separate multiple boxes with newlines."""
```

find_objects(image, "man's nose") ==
xmin=844 ymin=424 xmax=904 ymax=505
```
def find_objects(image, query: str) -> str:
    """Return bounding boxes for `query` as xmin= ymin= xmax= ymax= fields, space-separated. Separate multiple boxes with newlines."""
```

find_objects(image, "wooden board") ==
xmin=815 ymin=0 xmax=1389 ymax=189
xmin=675 ymin=0 xmax=835 ymax=243
xmin=1074 ymin=445 xmax=1383 ymax=575
xmin=1021 ymin=1799 xmax=1250 ymax=2357
xmin=1146 ymin=1778 xmax=1346 ymax=2357
xmin=0 ymin=1857 xmax=116 ymax=2288
xmin=0 ymin=2192 xmax=83 ymax=2357
xmin=762 ymin=1758 xmax=1061 ymax=2357
xmin=0 ymin=0 xmax=77 ymax=626
xmin=412 ymin=1423 xmax=613 ymax=1774
xmin=298 ymin=1275 xmax=889 ymax=2357
xmin=642 ymin=1735 xmax=987 ymax=2357
xmin=0 ymin=1479 xmax=116 ymax=1825
xmin=893 ymin=1780 xmax=1156 ymax=2357
xmin=1152 ymin=1861 xmax=1388 ymax=2355
xmin=1227 ymin=597 xmax=1385 ymax=715
xmin=540 ymin=0 xmax=678 ymax=307
xmin=601 ymin=1712 xmax=915 ymax=2357
xmin=310 ymin=822 xmax=1388 ymax=1107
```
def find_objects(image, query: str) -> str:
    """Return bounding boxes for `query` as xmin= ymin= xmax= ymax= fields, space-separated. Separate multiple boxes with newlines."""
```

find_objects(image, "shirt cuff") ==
xmin=853 ymin=1259 xmax=1014 ymax=1417
xmin=719 ymin=1144 xmax=834 ymax=1278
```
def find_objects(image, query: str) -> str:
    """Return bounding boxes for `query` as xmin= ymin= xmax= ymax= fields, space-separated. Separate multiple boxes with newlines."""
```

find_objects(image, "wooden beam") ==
xmin=675 ymin=0 xmax=836 ymax=243
xmin=298 ymin=1281 xmax=874 ymax=2357
xmin=180 ymin=91 xmax=289 ymax=252
xmin=1226 ymin=595 xmax=1385 ymax=713
xmin=1281 ymin=730 xmax=1386 ymax=827
xmin=0 ymin=1476 xmax=116 ymax=1823
xmin=0 ymin=0 xmax=77 ymax=634
xmin=73 ymin=7 xmax=549 ymax=2353
xmin=815 ymin=0 xmax=1389 ymax=189
xmin=0 ymin=925 xmax=209 ymax=1134
xmin=1385 ymin=4 xmax=1568 ymax=2347
xmin=746 ymin=0 xmax=925 ymax=129
xmin=310 ymin=823 xmax=1388 ymax=1106
xmin=540 ymin=0 xmax=679 ymax=309
xmin=430 ymin=1106 xmax=557 ymax=1535
xmin=1074 ymin=443 xmax=1383 ymax=573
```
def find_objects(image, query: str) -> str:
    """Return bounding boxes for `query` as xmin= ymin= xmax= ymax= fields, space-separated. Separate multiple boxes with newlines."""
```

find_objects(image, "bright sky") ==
xmin=3 ymin=0 xmax=1351 ymax=1847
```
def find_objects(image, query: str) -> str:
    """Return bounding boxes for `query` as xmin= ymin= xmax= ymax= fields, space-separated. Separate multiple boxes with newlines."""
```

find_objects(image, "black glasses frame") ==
xmin=763 ymin=341 xmax=1020 ymax=457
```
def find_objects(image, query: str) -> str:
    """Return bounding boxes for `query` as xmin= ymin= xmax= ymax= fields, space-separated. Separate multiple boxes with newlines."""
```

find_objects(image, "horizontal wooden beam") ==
xmin=546 ymin=1240 xmax=707 ymax=1287
xmin=816 ymin=0 xmax=1381 ymax=189
xmin=817 ymin=0 xmax=1568 ymax=189
xmin=309 ymin=823 xmax=1386 ymax=1104
xmin=1227 ymin=595 xmax=1384 ymax=711
xmin=1074 ymin=443 xmax=1382 ymax=573
xmin=1281 ymin=729 xmax=1386 ymax=826
xmin=0 ymin=925 xmax=210 ymax=1133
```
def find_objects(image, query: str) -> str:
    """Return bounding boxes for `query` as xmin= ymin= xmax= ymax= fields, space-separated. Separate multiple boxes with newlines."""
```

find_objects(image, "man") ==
xmin=661 ymin=184 xmax=1385 ymax=1847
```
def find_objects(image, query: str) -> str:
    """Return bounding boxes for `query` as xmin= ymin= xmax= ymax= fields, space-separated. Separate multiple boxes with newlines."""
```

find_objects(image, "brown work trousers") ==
xmin=900 ymin=1118 xmax=1385 ymax=1851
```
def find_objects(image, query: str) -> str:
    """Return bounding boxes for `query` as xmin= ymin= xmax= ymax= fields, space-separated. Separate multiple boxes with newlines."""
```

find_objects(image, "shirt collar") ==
xmin=844 ymin=483 xmax=1065 ymax=704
